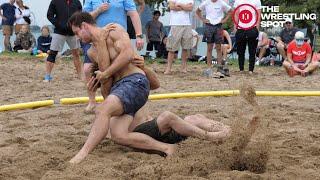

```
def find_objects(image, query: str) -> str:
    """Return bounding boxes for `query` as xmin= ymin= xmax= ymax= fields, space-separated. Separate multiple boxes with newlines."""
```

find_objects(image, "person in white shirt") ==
xmin=14 ymin=0 xmax=30 ymax=34
xmin=164 ymin=0 xmax=194 ymax=75
xmin=196 ymin=0 xmax=231 ymax=78
xmin=233 ymin=0 xmax=261 ymax=74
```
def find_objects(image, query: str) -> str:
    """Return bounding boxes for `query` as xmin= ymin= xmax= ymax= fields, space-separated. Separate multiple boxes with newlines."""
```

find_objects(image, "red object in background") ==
xmin=67 ymin=0 xmax=70 ymax=5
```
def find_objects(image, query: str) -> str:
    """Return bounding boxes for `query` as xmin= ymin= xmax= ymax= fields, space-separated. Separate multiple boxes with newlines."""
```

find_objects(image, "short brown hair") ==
xmin=68 ymin=12 xmax=96 ymax=28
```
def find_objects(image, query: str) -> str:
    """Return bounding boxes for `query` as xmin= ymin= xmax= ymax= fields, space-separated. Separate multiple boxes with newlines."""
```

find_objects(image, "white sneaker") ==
xmin=255 ymin=60 xmax=260 ymax=66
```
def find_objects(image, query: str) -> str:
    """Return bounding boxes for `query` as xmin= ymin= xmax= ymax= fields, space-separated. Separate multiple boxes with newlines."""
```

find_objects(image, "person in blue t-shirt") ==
xmin=37 ymin=26 xmax=52 ymax=54
xmin=0 ymin=0 xmax=16 ymax=51
xmin=82 ymin=0 xmax=144 ymax=113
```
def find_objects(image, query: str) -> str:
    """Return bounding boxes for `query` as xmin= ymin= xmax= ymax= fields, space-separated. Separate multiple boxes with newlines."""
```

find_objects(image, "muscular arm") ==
xmin=88 ymin=44 xmax=112 ymax=98
xmin=100 ymin=26 xmax=134 ymax=79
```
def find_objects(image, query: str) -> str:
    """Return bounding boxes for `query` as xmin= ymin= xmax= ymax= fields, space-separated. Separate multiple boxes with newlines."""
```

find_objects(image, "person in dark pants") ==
xmin=233 ymin=0 xmax=261 ymax=74
xmin=145 ymin=10 xmax=164 ymax=57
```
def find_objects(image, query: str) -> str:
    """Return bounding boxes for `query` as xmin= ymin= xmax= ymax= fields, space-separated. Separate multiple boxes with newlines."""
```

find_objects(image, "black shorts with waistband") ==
xmin=133 ymin=118 xmax=188 ymax=144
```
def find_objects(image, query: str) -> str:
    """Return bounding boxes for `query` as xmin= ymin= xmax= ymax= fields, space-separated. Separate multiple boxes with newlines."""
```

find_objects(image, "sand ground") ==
xmin=0 ymin=55 xmax=320 ymax=179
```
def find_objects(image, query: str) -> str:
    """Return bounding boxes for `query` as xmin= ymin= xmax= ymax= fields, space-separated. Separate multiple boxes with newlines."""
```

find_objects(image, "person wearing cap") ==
xmin=283 ymin=31 xmax=318 ymax=77
xmin=276 ymin=18 xmax=298 ymax=60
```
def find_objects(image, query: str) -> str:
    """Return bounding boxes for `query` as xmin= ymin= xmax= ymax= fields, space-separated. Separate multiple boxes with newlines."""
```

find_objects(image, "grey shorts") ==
xmin=111 ymin=73 xmax=150 ymax=116
xmin=166 ymin=25 xmax=193 ymax=52
xmin=203 ymin=23 xmax=224 ymax=44
xmin=133 ymin=118 xmax=188 ymax=144
xmin=50 ymin=33 xmax=80 ymax=52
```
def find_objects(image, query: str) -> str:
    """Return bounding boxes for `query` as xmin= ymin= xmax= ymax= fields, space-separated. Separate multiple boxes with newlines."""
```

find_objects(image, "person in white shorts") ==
xmin=164 ymin=0 xmax=194 ymax=75
xmin=44 ymin=0 xmax=83 ymax=82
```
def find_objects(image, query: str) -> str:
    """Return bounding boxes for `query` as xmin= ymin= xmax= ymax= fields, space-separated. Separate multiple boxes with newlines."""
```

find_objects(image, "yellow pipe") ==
xmin=256 ymin=91 xmax=320 ymax=96
xmin=60 ymin=96 xmax=104 ymax=105
xmin=149 ymin=90 xmax=240 ymax=100
xmin=0 ymin=100 xmax=54 ymax=112
xmin=59 ymin=90 xmax=240 ymax=104
xmin=2 ymin=90 xmax=319 ymax=112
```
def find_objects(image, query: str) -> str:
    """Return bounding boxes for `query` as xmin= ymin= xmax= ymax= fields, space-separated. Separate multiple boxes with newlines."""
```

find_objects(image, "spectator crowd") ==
xmin=0 ymin=0 xmax=319 ymax=78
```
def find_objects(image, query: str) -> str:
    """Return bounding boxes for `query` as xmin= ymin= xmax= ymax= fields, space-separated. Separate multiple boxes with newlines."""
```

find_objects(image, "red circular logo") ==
xmin=232 ymin=4 xmax=258 ymax=30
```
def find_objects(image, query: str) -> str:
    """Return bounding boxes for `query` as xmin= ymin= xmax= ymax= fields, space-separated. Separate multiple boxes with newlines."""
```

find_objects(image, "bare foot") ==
xmin=181 ymin=69 xmax=187 ymax=74
xmin=164 ymin=70 xmax=172 ymax=75
xmin=208 ymin=127 xmax=232 ymax=142
xmin=164 ymin=144 xmax=176 ymax=157
xmin=69 ymin=151 xmax=88 ymax=164
xmin=84 ymin=103 xmax=96 ymax=114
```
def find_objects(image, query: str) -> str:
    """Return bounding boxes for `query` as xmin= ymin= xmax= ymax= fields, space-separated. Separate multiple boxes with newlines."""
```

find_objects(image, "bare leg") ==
xmin=69 ymin=95 xmax=124 ymax=164
xmin=282 ymin=61 xmax=301 ymax=76
xmin=110 ymin=115 xmax=176 ymax=156
xmin=184 ymin=114 xmax=229 ymax=132
xmin=206 ymin=43 xmax=214 ymax=67
xmin=4 ymin=35 xmax=11 ymax=51
xmin=46 ymin=61 xmax=55 ymax=76
xmin=157 ymin=111 xmax=230 ymax=141
xmin=304 ymin=62 xmax=319 ymax=74
xmin=181 ymin=49 xmax=188 ymax=73
xmin=216 ymin=44 xmax=222 ymax=65
xmin=276 ymin=43 xmax=287 ymax=59
xmin=72 ymin=49 xmax=83 ymax=79
xmin=83 ymin=63 xmax=96 ymax=113
xmin=222 ymin=45 xmax=228 ymax=60
xmin=164 ymin=51 xmax=175 ymax=74
xmin=258 ymin=46 xmax=267 ymax=60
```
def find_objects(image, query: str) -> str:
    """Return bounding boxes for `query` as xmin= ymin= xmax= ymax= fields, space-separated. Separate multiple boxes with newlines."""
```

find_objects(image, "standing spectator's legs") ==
xmin=236 ymin=30 xmax=247 ymax=71
xmin=181 ymin=49 xmax=188 ymax=73
xmin=67 ymin=35 xmax=83 ymax=79
xmin=180 ymin=26 xmax=193 ymax=73
xmin=222 ymin=44 xmax=231 ymax=61
xmin=216 ymin=44 xmax=223 ymax=65
xmin=2 ymin=25 xmax=13 ymax=51
xmin=165 ymin=51 xmax=175 ymax=74
xmin=247 ymin=28 xmax=259 ymax=72
xmin=71 ymin=49 xmax=82 ymax=79
xmin=44 ymin=33 xmax=65 ymax=81
xmin=214 ymin=26 xmax=224 ymax=67
xmin=165 ymin=26 xmax=182 ymax=74
xmin=45 ymin=50 xmax=58 ymax=82
xmin=206 ymin=43 xmax=214 ymax=67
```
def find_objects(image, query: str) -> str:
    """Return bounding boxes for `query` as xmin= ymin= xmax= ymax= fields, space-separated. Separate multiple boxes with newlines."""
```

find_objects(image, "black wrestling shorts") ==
xmin=133 ymin=118 xmax=187 ymax=144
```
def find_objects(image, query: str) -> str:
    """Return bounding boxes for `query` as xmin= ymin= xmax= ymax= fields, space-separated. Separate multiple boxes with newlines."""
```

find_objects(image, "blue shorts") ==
xmin=111 ymin=73 xmax=150 ymax=116
xmin=81 ymin=43 xmax=92 ymax=64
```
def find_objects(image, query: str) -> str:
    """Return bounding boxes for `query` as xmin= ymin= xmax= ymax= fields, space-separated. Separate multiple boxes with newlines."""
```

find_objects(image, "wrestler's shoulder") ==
xmin=103 ymin=23 xmax=125 ymax=31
